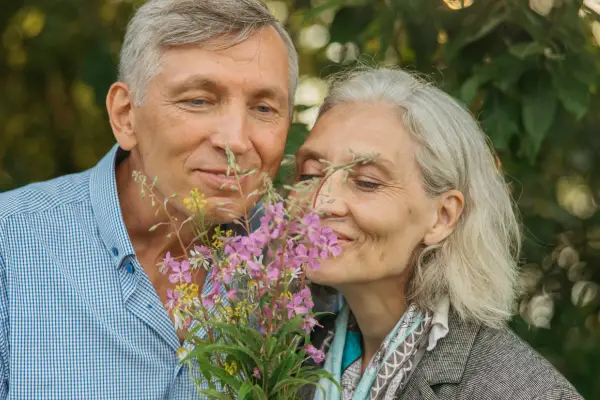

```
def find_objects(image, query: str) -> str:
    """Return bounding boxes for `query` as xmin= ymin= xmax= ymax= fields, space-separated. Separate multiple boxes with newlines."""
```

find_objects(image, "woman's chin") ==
xmin=306 ymin=266 xmax=343 ymax=287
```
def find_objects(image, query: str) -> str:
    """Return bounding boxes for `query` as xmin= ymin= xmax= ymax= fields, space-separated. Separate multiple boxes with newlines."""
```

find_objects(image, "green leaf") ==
xmin=460 ymin=76 xmax=480 ymax=105
xmin=301 ymin=0 xmax=342 ymax=21
xmin=567 ymin=54 xmax=598 ymax=86
xmin=474 ymin=53 xmax=533 ymax=92
xmin=329 ymin=6 xmax=374 ymax=44
xmin=237 ymin=382 xmax=254 ymax=400
xmin=396 ymin=0 xmax=439 ymax=71
xmin=521 ymin=73 xmax=558 ymax=159
xmin=196 ymin=388 xmax=234 ymax=400
xmin=445 ymin=8 xmax=507 ymax=60
xmin=269 ymin=353 xmax=300 ymax=390
xmin=551 ymin=65 xmax=590 ymax=120
xmin=482 ymin=91 xmax=519 ymax=150
xmin=509 ymin=42 xmax=546 ymax=59
xmin=193 ymin=358 xmax=241 ymax=391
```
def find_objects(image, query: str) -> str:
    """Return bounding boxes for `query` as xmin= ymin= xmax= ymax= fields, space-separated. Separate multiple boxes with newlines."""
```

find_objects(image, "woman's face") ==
xmin=295 ymin=102 xmax=439 ymax=289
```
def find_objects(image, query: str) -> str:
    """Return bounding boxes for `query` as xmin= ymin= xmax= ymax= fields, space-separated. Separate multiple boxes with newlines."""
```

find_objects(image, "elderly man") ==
xmin=0 ymin=0 xmax=298 ymax=398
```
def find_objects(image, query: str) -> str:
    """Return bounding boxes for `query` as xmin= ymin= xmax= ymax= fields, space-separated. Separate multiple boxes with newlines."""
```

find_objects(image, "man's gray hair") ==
xmin=119 ymin=0 xmax=298 ymax=113
xmin=319 ymin=67 xmax=522 ymax=329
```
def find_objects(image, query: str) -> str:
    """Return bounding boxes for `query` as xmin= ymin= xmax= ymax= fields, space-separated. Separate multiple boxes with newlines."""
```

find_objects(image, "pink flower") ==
xmin=166 ymin=289 xmax=182 ymax=311
xmin=246 ymin=260 xmax=264 ymax=280
xmin=252 ymin=367 xmax=261 ymax=379
xmin=304 ymin=344 xmax=325 ymax=364
xmin=226 ymin=289 xmax=238 ymax=301
xmin=202 ymin=296 xmax=215 ymax=308
xmin=201 ymin=281 xmax=221 ymax=308
xmin=287 ymin=287 xmax=314 ymax=319
xmin=169 ymin=260 xmax=192 ymax=284
xmin=193 ymin=245 xmax=212 ymax=258
xmin=160 ymin=252 xmax=179 ymax=275
xmin=266 ymin=266 xmax=280 ymax=281
xmin=301 ymin=315 xmax=321 ymax=333
xmin=260 ymin=203 xmax=287 ymax=240
xmin=294 ymin=244 xmax=320 ymax=270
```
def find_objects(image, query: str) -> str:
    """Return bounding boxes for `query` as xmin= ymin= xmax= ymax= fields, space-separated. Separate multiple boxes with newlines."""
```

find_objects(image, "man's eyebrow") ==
xmin=166 ymin=76 xmax=225 ymax=96
xmin=250 ymin=87 xmax=288 ymax=106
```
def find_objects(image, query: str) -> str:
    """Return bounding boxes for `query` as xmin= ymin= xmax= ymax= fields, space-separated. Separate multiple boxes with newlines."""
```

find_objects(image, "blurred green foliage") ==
xmin=1 ymin=0 xmax=600 ymax=397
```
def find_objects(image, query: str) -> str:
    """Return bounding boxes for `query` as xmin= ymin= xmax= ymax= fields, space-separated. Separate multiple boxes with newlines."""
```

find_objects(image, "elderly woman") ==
xmin=295 ymin=68 xmax=582 ymax=399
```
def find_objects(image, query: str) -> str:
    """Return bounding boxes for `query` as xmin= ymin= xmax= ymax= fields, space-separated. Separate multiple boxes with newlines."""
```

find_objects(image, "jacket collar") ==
xmin=411 ymin=310 xmax=481 ymax=386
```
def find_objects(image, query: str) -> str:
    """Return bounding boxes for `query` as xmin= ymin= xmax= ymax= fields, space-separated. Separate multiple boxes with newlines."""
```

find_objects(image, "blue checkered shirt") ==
xmin=0 ymin=144 xmax=225 ymax=399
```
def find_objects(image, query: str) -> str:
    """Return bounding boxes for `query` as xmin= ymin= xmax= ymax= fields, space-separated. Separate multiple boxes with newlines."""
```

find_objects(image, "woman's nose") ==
xmin=315 ymin=171 xmax=350 ymax=218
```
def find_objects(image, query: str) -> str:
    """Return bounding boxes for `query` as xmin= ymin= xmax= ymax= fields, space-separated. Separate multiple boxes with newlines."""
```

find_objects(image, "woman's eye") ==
xmin=298 ymin=174 xmax=320 ymax=182
xmin=353 ymin=180 xmax=381 ymax=190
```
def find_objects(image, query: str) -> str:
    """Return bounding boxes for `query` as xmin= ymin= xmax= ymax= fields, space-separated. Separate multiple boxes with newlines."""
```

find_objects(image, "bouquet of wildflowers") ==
xmin=134 ymin=149 xmax=373 ymax=399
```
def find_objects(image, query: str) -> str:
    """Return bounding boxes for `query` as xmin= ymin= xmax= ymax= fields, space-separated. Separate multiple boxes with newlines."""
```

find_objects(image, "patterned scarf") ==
xmin=314 ymin=303 xmax=433 ymax=400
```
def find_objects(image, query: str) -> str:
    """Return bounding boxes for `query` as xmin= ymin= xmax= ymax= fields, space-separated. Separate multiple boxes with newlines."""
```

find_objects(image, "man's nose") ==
xmin=209 ymin=103 xmax=253 ymax=156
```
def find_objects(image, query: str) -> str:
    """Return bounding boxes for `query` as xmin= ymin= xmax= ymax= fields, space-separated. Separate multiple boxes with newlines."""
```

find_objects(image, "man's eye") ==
xmin=255 ymin=104 xmax=276 ymax=114
xmin=187 ymin=98 xmax=209 ymax=106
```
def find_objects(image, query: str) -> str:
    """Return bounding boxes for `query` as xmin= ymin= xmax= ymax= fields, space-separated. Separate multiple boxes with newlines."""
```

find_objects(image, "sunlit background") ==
xmin=1 ymin=0 xmax=600 ymax=397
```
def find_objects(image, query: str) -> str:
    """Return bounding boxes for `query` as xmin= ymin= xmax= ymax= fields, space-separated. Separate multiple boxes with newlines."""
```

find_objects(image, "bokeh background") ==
xmin=2 ymin=0 xmax=600 ymax=397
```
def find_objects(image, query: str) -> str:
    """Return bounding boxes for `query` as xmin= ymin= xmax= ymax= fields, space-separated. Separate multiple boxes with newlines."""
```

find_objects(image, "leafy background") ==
xmin=1 ymin=0 xmax=600 ymax=397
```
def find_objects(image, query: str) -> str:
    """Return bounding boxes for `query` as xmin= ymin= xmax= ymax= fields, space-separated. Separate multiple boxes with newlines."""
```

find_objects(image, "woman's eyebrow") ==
xmin=296 ymin=148 xmax=327 ymax=162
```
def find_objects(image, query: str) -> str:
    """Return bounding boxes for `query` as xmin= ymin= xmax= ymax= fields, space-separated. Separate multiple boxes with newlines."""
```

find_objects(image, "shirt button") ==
xmin=111 ymin=247 xmax=119 ymax=256
xmin=124 ymin=262 xmax=134 ymax=273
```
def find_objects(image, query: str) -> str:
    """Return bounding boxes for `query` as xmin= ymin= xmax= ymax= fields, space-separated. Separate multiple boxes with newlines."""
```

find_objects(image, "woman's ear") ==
xmin=423 ymin=190 xmax=465 ymax=246
xmin=106 ymin=82 xmax=137 ymax=151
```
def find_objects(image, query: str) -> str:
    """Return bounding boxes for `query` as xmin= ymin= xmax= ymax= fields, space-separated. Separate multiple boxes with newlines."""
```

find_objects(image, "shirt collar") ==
xmin=89 ymin=144 xmax=136 ymax=268
xmin=427 ymin=296 xmax=450 ymax=351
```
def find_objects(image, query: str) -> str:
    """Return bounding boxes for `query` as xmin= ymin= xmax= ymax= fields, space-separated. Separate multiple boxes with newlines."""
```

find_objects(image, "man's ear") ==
xmin=106 ymin=82 xmax=137 ymax=151
xmin=423 ymin=190 xmax=465 ymax=246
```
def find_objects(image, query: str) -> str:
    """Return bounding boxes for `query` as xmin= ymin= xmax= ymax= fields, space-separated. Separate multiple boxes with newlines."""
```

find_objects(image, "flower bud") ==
xmin=557 ymin=246 xmax=579 ymax=268
xmin=571 ymin=281 xmax=599 ymax=307
xmin=527 ymin=293 xmax=554 ymax=329
xmin=529 ymin=0 xmax=555 ymax=16
xmin=520 ymin=264 xmax=543 ymax=293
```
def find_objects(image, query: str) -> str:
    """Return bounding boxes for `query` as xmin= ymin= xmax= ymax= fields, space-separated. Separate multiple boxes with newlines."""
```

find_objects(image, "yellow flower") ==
xmin=183 ymin=188 xmax=208 ymax=214
xmin=223 ymin=361 xmax=238 ymax=376
xmin=279 ymin=290 xmax=293 ymax=301
xmin=176 ymin=347 xmax=190 ymax=362
xmin=178 ymin=283 xmax=200 ymax=304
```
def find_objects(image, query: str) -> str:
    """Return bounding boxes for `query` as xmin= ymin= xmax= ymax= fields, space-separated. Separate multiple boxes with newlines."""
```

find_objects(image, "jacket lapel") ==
xmin=400 ymin=311 xmax=480 ymax=398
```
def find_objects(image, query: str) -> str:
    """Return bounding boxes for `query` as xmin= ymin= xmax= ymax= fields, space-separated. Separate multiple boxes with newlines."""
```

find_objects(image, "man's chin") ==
xmin=203 ymin=200 xmax=257 ymax=225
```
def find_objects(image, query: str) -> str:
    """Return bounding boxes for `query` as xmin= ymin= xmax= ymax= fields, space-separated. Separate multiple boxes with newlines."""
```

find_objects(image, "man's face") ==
xmin=129 ymin=26 xmax=290 ymax=222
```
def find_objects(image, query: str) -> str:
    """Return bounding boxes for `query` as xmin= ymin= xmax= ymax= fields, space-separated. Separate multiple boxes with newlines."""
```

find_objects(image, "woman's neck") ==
xmin=339 ymin=276 xmax=409 ymax=372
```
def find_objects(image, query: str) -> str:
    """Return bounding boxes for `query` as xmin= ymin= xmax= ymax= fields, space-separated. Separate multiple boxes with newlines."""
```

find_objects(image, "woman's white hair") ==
xmin=119 ymin=0 xmax=298 ymax=113
xmin=319 ymin=67 xmax=521 ymax=329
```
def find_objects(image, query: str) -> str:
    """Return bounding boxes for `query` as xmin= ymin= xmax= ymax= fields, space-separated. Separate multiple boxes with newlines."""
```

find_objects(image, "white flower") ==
xmin=557 ymin=246 xmax=579 ymax=268
xmin=527 ymin=293 xmax=554 ymax=329
xmin=571 ymin=281 xmax=599 ymax=307
xmin=529 ymin=0 xmax=555 ymax=16
xmin=520 ymin=264 xmax=543 ymax=293
xmin=592 ymin=21 xmax=600 ymax=47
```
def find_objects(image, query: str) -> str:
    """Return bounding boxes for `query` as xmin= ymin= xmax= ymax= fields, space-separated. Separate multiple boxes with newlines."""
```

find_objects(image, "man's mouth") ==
xmin=193 ymin=169 xmax=247 ymax=189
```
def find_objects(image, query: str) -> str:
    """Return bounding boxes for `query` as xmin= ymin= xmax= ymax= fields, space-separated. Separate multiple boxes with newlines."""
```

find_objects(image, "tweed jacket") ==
xmin=300 ymin=311 xmax=583 ymax=399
